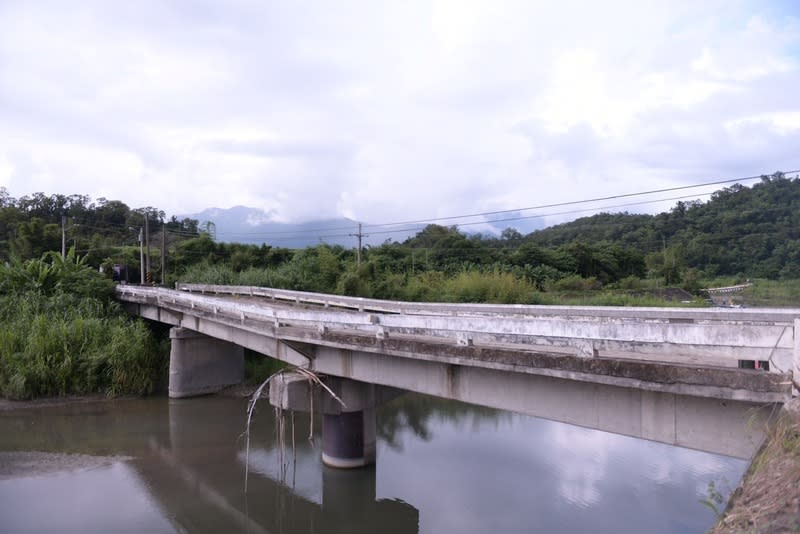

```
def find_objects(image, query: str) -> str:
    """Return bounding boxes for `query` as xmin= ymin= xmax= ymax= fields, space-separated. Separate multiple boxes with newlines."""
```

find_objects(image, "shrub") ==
xmin=0 ymin=253 xmax=166 ymax=399
xmin=442 ymin=270 xmax=538 ymax=304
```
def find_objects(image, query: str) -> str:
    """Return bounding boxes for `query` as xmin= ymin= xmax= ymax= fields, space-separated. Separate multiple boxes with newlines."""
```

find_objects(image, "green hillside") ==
xmin=2 ymin=173 xmax=799 ymax=306
xmin=525 ymin=173 xmax=800 ymax=280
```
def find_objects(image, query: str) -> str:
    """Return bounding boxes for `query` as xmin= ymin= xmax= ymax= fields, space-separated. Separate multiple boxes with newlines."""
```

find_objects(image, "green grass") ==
xmin=550 ymin=292 xmax=706 ymax=307
xmin=0 ymin=253 xmax=167 ymax=399
xmin=739 ymin=279 xmax=800 ymax=307
xmin=439 ymin=270 xmax=538 ymax=304
xmin=243 ymin=351 xmax=286 ymax=385
xmin=0 ymin=293 xmax=166 ymax=399
xmin=179 ymin=262 xmax=708 ymax=307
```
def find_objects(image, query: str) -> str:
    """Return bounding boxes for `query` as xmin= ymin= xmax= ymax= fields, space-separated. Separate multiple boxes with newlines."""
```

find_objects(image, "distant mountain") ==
xmin=179 ymin=206 xmax=422 ymax=248
xmin=179 ymin=205 xmax=549 ymax=248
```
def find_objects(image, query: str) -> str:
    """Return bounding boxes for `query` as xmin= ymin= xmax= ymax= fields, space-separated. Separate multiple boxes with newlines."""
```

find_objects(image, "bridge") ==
xmin=116 ymin=283 xmax=800 ymax=466
xmin=705 ymin=282 xmax=754 ymax=307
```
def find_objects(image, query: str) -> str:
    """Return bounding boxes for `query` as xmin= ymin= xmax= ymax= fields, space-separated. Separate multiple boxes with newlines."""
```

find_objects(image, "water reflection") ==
xmin=377 ymin=394 xmax=510 ymax=451
xmin=377 ymin=396 xmax=745 ymax=534
xmin=0 ymin=461 xmax=174 ymax=533
xmin=0 ymin=394 xmax=746 ymax=533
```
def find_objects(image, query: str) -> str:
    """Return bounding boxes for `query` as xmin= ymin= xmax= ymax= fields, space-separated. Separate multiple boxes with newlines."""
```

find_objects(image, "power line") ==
xmin=34 ymin=168 xmax=799 ymax=244
xmin=357 ymin=175 xmax=766 ymax=230
xmin=221 ymin=192 xmax=709 ymax=241
xmin=188 ymin=169 xmax=800 ymax=238
xmin=349 ymin=223 xmax=368 ymax=265
xmin=302 ymin=191 xmax=721 ymax=241
xmin=10 ymin=168 xmax=799 ymax=246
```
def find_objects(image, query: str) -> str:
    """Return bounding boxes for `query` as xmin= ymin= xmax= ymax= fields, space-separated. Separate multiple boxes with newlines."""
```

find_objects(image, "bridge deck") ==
xmin=117 ymin=284 xmax=797 ymax=403
xmin=116 ymin=284 xmax=800 ymax=458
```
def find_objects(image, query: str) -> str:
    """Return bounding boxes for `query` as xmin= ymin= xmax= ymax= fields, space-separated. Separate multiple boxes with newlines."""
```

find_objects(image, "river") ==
xmin=0 ymin=394 xmax=746 ymax=533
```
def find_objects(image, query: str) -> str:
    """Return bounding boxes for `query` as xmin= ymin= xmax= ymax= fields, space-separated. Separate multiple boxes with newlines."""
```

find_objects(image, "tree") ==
xmin=0 ymin=187 xmax=12 ymax=208
xmin=501 ymin=227 xmax=522 ymax=241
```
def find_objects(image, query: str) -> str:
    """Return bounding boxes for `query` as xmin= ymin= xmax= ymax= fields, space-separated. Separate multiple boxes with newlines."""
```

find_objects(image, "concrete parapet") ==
xmin=169 ymin=327 xmax=244 ymax=398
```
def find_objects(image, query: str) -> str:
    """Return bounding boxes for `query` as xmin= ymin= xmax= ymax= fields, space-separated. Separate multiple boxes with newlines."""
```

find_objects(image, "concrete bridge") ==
xmin=116 ymin=283 xmax=800 ymax=465
xmin=705 ymin=283 xmax=754 ymax=307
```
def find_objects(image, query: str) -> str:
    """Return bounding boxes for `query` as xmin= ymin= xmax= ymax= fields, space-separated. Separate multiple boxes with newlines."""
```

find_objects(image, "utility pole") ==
xmin=349 ymin=223 xmax=368 ymax=266
xmin=61 ymin=215 xmax=66 ymax=259
xmin=144 ymin=213 xmax=151 ymax=283
xmin=138 ymin=228 xmax=145 ymax=284
xmin=161 ymin=223 xmax=166 ymax=286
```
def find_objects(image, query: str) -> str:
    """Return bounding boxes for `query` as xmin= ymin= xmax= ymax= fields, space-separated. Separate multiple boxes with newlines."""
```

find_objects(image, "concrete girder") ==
xmin=308 ymin=345 xmax=770 ymax=460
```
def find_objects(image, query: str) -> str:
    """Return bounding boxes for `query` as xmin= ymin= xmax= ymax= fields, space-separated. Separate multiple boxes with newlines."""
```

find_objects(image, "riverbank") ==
xmin=0 ymin=394 xmax=132 ymax=412
xmin=712 ymin=399 xmax=800 ymax=533
xmin=0 ymin=451 xmax=132 ymax=480
xmin=0 ymin=384 xmax=259 ymax=411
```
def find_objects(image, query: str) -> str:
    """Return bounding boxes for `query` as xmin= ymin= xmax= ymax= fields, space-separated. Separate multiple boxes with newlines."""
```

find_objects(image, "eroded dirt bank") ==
xmin=712 ymin=399 xmax=800 ymax=533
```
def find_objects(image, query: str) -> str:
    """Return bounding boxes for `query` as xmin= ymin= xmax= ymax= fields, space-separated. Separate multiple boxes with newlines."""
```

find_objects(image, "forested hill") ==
xmin=1 ymin=174 xmax=799 ymax=291
xmin=524 ymin=174 xmax=800 ymax=279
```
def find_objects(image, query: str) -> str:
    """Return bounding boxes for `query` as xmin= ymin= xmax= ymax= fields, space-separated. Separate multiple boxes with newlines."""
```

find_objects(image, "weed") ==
xmin=0 ymin=254 xmax=166 ymax=399
xmin=700 ymin=479 xmax=728 ymax=520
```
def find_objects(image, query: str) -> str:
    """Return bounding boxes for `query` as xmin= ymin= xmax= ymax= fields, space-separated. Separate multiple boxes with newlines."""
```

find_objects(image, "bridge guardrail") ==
xmin=176 ymin=283 xmax=800 ymax=323
xmin=118 ymin=285 xmax=800 ymax=393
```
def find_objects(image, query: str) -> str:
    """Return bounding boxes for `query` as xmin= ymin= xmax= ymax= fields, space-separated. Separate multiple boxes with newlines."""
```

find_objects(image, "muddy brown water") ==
xmin=0 ymin=394 xmax=746 ymax=533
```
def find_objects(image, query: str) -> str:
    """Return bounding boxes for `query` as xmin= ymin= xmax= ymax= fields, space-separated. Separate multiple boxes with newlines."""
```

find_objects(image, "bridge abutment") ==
xmin=169 ymin=327 xmax=244 ymax=398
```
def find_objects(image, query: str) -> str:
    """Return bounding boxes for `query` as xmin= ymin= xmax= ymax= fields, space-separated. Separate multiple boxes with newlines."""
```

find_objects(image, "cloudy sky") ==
xmin=1 ymin=0 xmax=798 ymax=229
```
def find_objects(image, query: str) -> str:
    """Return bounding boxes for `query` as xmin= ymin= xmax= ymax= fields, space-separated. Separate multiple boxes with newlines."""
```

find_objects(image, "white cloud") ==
xmin=0 ymin=0 xmax=798 ymax=227
xmin=0 ymin=154 xmax=13 ymax=188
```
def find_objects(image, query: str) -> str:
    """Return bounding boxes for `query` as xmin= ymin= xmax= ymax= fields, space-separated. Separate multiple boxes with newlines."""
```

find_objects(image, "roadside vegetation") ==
xmin=738 ymin=279 xmax=800 ymax=307
xmin=168 ymin=174 xmax=800 ymax=307
xmin=178 ymin=260 xmax=707 ymax=307
xmin=712 ymin=406 xmax=800 ymax=533
xmin=2 ymin=174 xmax=799 ymax=307
xmin=1 ymin=173 xmax=800 ymax=400
xmin=0 ymin=251 xmax=166 ymax=399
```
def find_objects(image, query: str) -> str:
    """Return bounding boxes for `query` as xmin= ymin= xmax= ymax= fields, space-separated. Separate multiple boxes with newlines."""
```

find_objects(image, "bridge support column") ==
xmin=271 ymin=374 xmax=389 ymax=468
xmin=320 ymin=377 xmax=376 ymax=468
xmin=322 ymin=405 xmax=376 ymax=469
xmin=169 ymin=327 xmax=244 ymax=398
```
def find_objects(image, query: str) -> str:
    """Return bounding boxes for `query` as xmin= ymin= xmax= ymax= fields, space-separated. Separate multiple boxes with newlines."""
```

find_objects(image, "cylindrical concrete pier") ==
xmin=270 ymin=373 xmax=379 ymax=468
xmin=322 ymin=405 xmax=376 ymax=468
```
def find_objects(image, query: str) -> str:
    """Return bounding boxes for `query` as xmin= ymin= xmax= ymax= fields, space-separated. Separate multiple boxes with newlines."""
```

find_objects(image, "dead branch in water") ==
xmin=242 ymin=367 xmax=346 ymax=493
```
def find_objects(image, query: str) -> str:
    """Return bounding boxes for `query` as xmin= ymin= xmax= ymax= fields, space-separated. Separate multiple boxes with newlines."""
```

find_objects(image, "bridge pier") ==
xmin=169 ymin=327 xmax=244 ymax=398
xmin=322 ymin=378 xmax=377 ymax=468
xmin=271 ymin=374 xmax=392 ymax=468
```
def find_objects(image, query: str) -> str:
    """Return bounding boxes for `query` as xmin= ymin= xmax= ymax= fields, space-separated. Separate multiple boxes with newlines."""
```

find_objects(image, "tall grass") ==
xmin=0 ymin=293 xmax=164 ymax=399
xmin=740 ymin=279 xmax=800 ymax=307
xmin=179 ymin=261 xmax=295 ymax=289
xmin=0 ymin=253 xmax=166 ymax=399
xmin=179 ymin=262 xmax=705 ymax=307
xmin=440 ymin=270 xmax=538 ymax=304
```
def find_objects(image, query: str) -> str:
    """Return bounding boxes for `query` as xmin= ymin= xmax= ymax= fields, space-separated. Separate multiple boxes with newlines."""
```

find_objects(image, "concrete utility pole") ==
xmin=349 ymin=223 xmax=369 ymax=266
xmin=138 ymin=227 xmax=145 ymax=284
xmin=144 ymin=213 xmax=151 ymax=282
xmin=161 ymin=223 xmax=166 ymax=285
